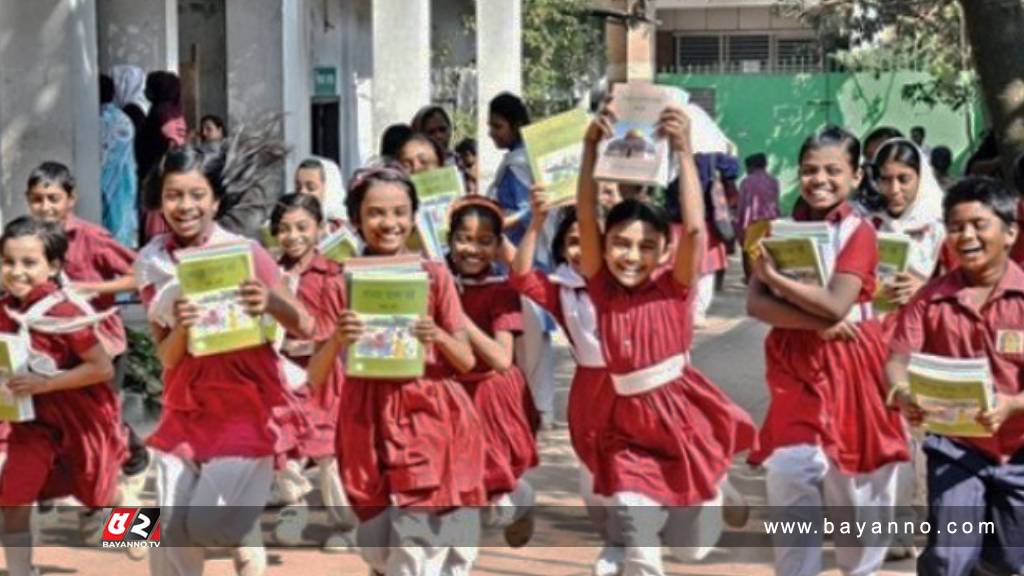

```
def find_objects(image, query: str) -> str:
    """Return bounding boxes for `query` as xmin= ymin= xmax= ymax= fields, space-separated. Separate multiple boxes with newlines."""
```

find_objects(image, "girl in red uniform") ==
xmin=577 ymin=102 xmax=756 ymax=575
xmin=308 ymin=165 xmax=485 ymax=576
xmin=269 ymin=193 xmax=356 ymax=551
xmin=135 ymin=144 xmax=313 ymax=576
xmin=445 ymin=197 xmax=539 ymax=547
xmin=510 ymin=194 xmax=624 ymax=574
xmin=0 ymin=217 xmax=127 ymax=576
xmin=746 ymin=126 xmax=908 ymax=576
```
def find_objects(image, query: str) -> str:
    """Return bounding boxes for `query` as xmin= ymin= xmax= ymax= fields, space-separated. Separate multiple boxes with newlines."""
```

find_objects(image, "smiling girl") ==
xmin=746 ymin=126 xmax=909 ymax=576
xmin=307 ymin=165 xmax=485 ymax=576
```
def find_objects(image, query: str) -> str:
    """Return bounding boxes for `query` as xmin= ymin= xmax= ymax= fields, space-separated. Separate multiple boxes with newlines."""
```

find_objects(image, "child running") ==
xmin=269 ymin=193 xmax=356 ymax=551
xmin=307 ymin=164 xmax=485 ymax=576
xmin=577 ymin=101 xmax=756 ymax=574
xmin=445 ymin=196 xmax=539 ymax=546
xmin=746 ymin=125 xmax=908 ymax=576
xmin=134 ymin=143 xmax=313 ymax=576
xmin=0 ymin=217 xmax=128 ymax=576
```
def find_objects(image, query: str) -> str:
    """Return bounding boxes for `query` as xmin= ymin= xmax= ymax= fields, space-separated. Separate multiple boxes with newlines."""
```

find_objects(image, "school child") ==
xmin=865 ymin=137 xmax=948 ymax=560
xmin=886 ymin=176 xmax=1024 ymax=576
xmin=134 ymin=143 xmax=314 ymax=576
xmin=397 ymin=132 xmax=446 ymax=175
xmin=0 ymin=217 xmax=128 ymax=576
xmin=268 ymin=193 xmax=356 ymax=551
xmin=445 ymin=196 xmax=539 ymax=545
xmin=576 ymin=100 xmax=756 ymax=575
xmin=510 ymin=193 xmax=624 ymax=574
xmin=294 ymin=157 xmax=347 ymax=229
xmin=307 ymin=165 xmax=485 ymax=575
xmin=487 ymin=92 xmax=559 ymax=430
xmin=746 ymin=126 xmax=909 ymax=576
xmin=23 ymin=162 xmax=150 ymax=505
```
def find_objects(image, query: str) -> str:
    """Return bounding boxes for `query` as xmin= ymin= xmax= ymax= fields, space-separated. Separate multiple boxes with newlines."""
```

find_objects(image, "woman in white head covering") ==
xmin=111 ymin=65 xmax=149 ymax=133
xmin=295 ymin=157 xmax=347 ymax=228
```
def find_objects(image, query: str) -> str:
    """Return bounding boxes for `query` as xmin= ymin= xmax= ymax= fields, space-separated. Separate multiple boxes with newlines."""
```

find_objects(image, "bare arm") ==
xmin=71 ymin=273 xmax=138 ymax=296
xmin=424 ymin=324 xmax=475 ymax=374
xmin=746 ymin=276 xmax=834 ymax=330
xmin=8 ymin=343 xmax=114 ymax=396
xmin=660 ymin=106 xmax=705 ymax=288
xmin=464 ymin=319 xmax=515 ymax=371
xmin=578 ymin=109 xmax=615 ymax=279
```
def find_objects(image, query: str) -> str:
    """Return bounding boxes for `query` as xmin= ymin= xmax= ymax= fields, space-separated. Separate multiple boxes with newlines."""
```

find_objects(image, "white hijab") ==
xmin=303 ymin=157 xmax=347 ymax=222
xmin=111 ymin=65 xmax=149 ymax=114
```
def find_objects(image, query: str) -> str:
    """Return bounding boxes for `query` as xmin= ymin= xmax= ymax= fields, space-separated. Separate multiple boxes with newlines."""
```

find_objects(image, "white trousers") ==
xmin=482 ymin=479 xmax=535 ymax=529
xmin=517 ymin=297 xmax=555 ymax=416
xmin=695 ymin=273 xmax=716 ymax=319
xmin=147 ymin=451 xmax=273 ymax=576
xmin=893 ymin=429 xmax=925 ymax=540
xmin=764 ymin=445 xmax=898 ymax=576
xmin=606 ymin=489 xmax=724 ymax=576
xmin=357 ymin=507 xmax=481 ymax=576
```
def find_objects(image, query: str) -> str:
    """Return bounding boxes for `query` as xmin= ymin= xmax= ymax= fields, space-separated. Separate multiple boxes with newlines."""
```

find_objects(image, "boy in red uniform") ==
xmin=888 ymin=176 xmax=1024 ymax=576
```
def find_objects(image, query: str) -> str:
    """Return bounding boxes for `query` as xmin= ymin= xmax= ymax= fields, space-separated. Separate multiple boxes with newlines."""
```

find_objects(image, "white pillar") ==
xmin=0 ymin=0 xmax=102 ymax=225
xmin=371 ymin=0 xmax=431 ymax=151
xmin=476 ymin=0 xmax=522 ymax=191
xmin=339 ymin=0 xmax=374 ymax=174
xmin=96 ymin=0 xmax=178 ymax=73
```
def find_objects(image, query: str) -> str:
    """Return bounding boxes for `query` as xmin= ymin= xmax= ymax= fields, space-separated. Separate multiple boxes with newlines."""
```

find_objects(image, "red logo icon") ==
xmin=101 ymin=507 xmax=161 ymax=549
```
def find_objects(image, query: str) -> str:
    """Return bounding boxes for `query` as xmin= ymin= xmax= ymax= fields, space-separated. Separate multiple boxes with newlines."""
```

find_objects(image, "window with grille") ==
xmin=777 ymin=38 xmax=821 ymax=70
xmin=676 ymin=35 xmax=720 ymax=70
xmin=727 ymin=35 xmax=770 ymax=73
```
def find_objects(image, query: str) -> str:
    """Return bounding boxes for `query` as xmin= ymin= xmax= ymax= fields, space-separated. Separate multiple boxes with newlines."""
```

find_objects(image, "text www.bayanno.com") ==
xmin=763 ymin=518 xmax=996 ymax=539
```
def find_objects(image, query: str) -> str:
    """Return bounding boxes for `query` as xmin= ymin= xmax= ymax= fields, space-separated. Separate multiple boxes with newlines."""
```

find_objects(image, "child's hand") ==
xmin=891 ymin=387 xmax=926 ymax=426
xmin=529 ymin=184 xmax=552 ymax=219
xmin=332 ymin=310 xmax=365 ymax=348
xmin=6 ymin=374 xmax=49 ymax=396
xmin=977 ymin=393 xmax=1023 ymax=433
xmin=657 ymin=105 xmax=693 ymax=154
xmin=818 ymin=321 xmax=858 ymax=342
xmin=752 ymin=244 xmax=781 ymax=287
xmin=885 ymin=272 xmax=924 ymax=307
xmin=238 ymin=279 xmax=270 ymax=316
xmin=67 ymin=283 xmax=99 ymax=302
xmin=173 ymin=298 xmax=201 ymax=328
xmin=411 ymin=316 xmax=439 ymax=345
xmin=584 ymin=101 xmax=616 ymax=146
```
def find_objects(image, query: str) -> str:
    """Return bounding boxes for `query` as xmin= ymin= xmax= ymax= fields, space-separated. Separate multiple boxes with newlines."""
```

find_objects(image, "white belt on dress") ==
xmin=610 ymin=353 xmax=689 ymax=397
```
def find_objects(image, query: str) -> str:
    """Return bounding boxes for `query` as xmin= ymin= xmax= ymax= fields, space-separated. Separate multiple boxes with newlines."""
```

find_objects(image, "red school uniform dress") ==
xmin=337 ymin=259 xmax=486 ymax=522
xmin=278 ymin=253 xmax=346 ymax=460
xmin=454 ymin=275 xmax=538 ymax=499
xmin=134 ymin=225 xmax=307 ymax=463
xmin=509 ymin=265 xmax=613 ymax=474
xmin=62 ymin=214 xmax=136 ymax=357
xmin=891 ymin=263 xmax=1024 ymax=462
xmin=749 ymin=201 xmax=908 ymax=473
xmin=586 ymin=265 xmax=757 ymax=506
xmin=0 ymin=283 xmax=127 ymax=507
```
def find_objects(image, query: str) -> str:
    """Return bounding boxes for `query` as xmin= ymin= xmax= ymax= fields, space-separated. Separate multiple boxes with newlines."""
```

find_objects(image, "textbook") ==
xmin=522 ymin=108 xmax=589 ymax=203
xmin=410 ymin=166 xmax=463 ymax=260
xmin=874 ymin=232 xmax=913 ymax=313
xmin=345 ymin=258 xmax=428 ymax=379
xmin=594 ymin=82 xmax=687 ymax=187
xmin=908 ymin=353 xmax=995 ymax=438
xmin=176 ymin=242 xmax=264 ymax=357
xmin=318 ymin=223 xmax=363 ymax=264
xmin=760 ymin=220 xmax=833 ymax=287
xmin=0 ymin=334 xmax=34 ymax=422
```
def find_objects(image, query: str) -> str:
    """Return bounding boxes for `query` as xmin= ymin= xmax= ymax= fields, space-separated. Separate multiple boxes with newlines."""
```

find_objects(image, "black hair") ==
xmin=448 ymin=203 xmax=503 ymax=249
xmin=399 ymin=133 xmax=446 ymax=168
xmin=201 ymin=114 xmax=226 ymax=133
xmin=551 ymin=206 xmax=579 ymax=266
xmin=144 ymin=145 xmax=226 ymax=210
xmin=270 ymin=192 xmax=324 ymax=235
xmin=604 ymin=198 xmax=670 ymax=244
xmin=0 ymin=216 xmax=68 ymax=270
xmin=911 ymin=126 xmax=926 ymax=137
xmin=455 ymin=138 xmax=477 ymax=157
xmin=931 ymin=146 xmax=953 ymax=175
xmin=296 ymin=158 xmax=326 ymax=181
xmin=27 ymin=161 xmax=76 ymax=196
xmin=380 ymin=124 xmax=414 ymax=158
xmin=345 ymin=163 xmax=420 ymax=226
xmin=874 ymin=139 xmax=922 ymax=175
xmin=864 ymin=126 xmax=903 ymax=153
xmin=799 ymin=125 xmax=862 ymax=171
xmin=943 ymin=177 xmax=1018 ymax=227
xmin=489 ymin=92 xmax=530 ymax=130
xmin=100 ymin=74 xmax=115 ymax=106
xmin=745 ymin=153 xmax=768 ymax=171
xmin=144 ymin=71 xmax=181 ymax=105
xmin=411 ymin=105 xmax=453 ymax=133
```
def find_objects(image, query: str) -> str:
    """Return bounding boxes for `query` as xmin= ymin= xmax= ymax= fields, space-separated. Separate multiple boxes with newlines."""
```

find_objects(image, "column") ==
xmin=475 ymin=0 xmax=522 ymax=191
xmin=371 ymin=0 xmax=431 ymax=151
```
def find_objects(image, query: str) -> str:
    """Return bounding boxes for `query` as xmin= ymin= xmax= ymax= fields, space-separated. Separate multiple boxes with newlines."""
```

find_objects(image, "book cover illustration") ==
xmin=318 ymin=223 xmax=364 ymax=264
xmin=0 ymin=334 xmax=34 ymax=422
xmin=522 ymin=108 xmax=589 ymax=202
xmin=594 ymin=83 xmax=686 ymax=187
xmin=410 ymin=166 xmax=463 ymax=259
xmin=908 ymin=353 xmax=994 ymax=438
xmin=345 ymin=265 xmax=429 ymax=379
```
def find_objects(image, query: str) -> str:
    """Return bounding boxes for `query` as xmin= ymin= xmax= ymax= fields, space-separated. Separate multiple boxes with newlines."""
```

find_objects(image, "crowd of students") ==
xmin=0 ymin=84 xmax=1021 ymax=576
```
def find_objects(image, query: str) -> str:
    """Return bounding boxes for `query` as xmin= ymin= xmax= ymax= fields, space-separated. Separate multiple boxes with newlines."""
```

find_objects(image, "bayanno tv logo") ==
xmin=101 ymin=507 xmax=161 ymax=549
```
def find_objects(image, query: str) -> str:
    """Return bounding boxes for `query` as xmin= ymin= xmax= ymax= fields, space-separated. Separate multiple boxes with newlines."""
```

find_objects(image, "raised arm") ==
xmin=660 ymin=106 xmax=706 ymax=288
xmin=511 ymin=185 xmax=553 ymax=277
xmin=578 ymin=107 xmax=615 ymax=279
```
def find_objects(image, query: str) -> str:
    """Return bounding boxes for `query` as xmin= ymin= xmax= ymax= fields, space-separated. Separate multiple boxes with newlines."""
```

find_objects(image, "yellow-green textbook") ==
xmin=176 ymin=242 xmax=264 ymax=357
xmin=761 ymin=220 xmax=832 ymax=287
xmin=874 ymin=232 xmax=912 ymax=313
xmin=0 ymin=334 xmax=34 ymax=422
xmin=345 ymin=257 xmax=428 ymax=379
xmin=410 ymin=166 xmax=463 ymax=260
xmin=522 ymin=108 xmax=589 ymax=203
xmin=908 ymin=353 xmax=995 ymax=438
xmin=318 ymin=223 xmax=363 ymax=265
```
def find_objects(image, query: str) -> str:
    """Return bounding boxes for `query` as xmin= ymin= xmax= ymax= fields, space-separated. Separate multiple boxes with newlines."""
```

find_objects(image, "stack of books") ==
xmin=759 ymin=220 xmax=833 ymax=287
xmin=908 ymin=352 xmax=995 ymax=438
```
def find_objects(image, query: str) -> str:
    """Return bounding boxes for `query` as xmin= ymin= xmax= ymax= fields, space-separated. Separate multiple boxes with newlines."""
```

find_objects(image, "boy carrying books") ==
xmin=885 ymin=177 xmax=1024 ymax=576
